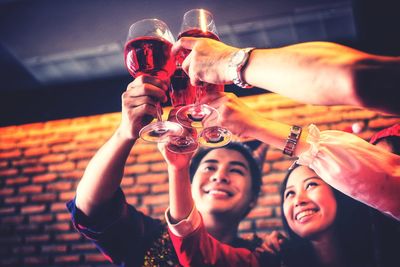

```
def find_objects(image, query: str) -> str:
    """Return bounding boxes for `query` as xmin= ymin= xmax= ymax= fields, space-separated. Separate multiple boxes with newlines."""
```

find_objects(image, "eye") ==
xmin=285 ymin=190 xmax=295 ymax=199
xmin=306 ymin=181 xmax=318 ymax=189
xmin=202 ymin=165 xmax=216 ymax=172
xmin=230 ymin=168 xmax=244 ymax=175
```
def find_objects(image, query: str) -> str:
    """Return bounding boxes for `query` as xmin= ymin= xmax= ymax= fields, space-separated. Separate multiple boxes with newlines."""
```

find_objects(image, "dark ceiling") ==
xmin=0 ymin=0 xmax=399 ymax=126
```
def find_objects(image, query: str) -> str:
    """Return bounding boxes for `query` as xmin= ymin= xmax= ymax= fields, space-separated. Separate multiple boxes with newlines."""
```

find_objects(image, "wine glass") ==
xmin=175 ymin=9 xmax=231 ymax=147
xmin=124 ymin=18 xmax=183 ymax=142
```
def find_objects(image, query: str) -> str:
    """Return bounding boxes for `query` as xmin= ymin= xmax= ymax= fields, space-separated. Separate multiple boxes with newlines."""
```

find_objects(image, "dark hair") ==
xmin=279 ymin=163 xmax=377 ymax=267
xmin=189 ymin=142 xmax=262 ymax=201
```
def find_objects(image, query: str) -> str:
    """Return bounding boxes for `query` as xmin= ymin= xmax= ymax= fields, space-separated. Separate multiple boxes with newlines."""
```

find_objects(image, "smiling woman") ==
xmin=278 ymin=164 xmax=389 ymax=267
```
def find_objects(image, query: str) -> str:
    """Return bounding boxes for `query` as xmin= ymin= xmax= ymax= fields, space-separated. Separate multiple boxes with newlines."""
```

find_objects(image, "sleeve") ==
xmin=66 ymin=188 xmax=163 ymax=266
xmin=167 ymin=213 xmax=260 ymax=267
xmin=297 ymin=124 xmax=400 ymax=220
xmin=165 ymin=205 xmax=202 ymax=237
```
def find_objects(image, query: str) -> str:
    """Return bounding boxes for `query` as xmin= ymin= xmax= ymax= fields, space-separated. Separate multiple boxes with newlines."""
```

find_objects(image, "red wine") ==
xmin=170 ymin=68 xmax=196 ymax=107
xmin=124 ymin=36 xmax=175 ymax=79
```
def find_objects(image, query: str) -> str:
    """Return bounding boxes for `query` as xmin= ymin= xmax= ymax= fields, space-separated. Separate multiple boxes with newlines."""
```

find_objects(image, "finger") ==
xmin=123 ymin=95 xmax=158 ymax=108
xmin=260 ymin=243 xmax=276 ymax=255
xmin=171 ymin=37 xmax=198 ymax=55
xmin=130 ymin=75 xmax=169 ymax=92
xmin=126 ymin=82 xmax=168 ymax=103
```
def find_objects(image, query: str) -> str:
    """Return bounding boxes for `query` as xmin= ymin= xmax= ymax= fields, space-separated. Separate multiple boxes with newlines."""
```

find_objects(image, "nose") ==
xmin=210 ymin=168 xmax=230 ymax=184
xmin=294 ymin=191 xmax=308 ymax=207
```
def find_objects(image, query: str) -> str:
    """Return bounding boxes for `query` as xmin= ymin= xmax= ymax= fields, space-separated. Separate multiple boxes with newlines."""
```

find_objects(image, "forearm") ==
xmin=168 ymin=166 xmax=194 ymax=223
xmin=75 ymin=127 xmax=136 ymax=216
xmin=243 ymin=42 xmax=369 ymax=107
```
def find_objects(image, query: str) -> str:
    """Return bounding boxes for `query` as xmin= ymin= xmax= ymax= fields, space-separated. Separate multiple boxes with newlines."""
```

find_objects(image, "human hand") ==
xmin=202 ymin=92 xmax=264 ymax=138
xmin=256 ymin=231 xmax=287 ymax=255
xmin=172 ymin=37 xmax=239 ymax=86
xmin=118 ymin=75 xmax=169 ymax=140
xmin=157 ymin=141 xmax=195 ymax=170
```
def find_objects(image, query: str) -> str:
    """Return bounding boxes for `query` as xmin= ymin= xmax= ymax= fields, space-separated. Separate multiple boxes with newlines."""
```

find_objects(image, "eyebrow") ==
xmin=201 ymin=159 xmax=249 ymax=170
xmin=284 ymin=176 xmax=321 ymax=191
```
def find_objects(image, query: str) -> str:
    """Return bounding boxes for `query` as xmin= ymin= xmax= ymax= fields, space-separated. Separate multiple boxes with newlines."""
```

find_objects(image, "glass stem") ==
xmin=156 ymin=103 xmax=163 ymax=122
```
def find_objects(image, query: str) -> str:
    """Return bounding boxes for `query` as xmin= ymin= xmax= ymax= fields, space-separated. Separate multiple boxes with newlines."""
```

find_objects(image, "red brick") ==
xmin=124 ymin=185 xmax=150 ymax=195
xmin=12 ymin=158 xmax=38 ymax=167
xmin=44 ymin=222 xmax=70 ymax=231
xmin=125 ymin=196 xmax=139 ymax=205
xmin=272 ymin=160 xmax=294 ymax=172
xmin=50 ymin=202 xmax=68 ymax=212
xmin=266 ymin=149 xmax=284 ymax=161
xmin=59 ymin=170 xmax=84 ymax=180
xmin=19 ymin=184 xmax=43 ymax=194
xmin=150 ymin=161 xmax=168 ymax=172
xmin=0 ymin=149 xmax=22 ymax=159
xmin=152 ymin=183 xmax=169 ymax=193
xmin=30 ymin=192 xmax=57 ymax=202
xmin=255 ymin=218 xmax=283 ymax=229
xmin=46 ymin=181 xmax=73 ymax=191
xmin=67 ymin=150 xmax=95 ymax=160
xmin=152 ymin=205 xmax=168 ymax=216
xmin=135 ymin=151 xmax=164 ymax=163
xmin=5 ymin=176 xmax=29 ymax=185
xmin=15 ymin=224 xmax=40 ymax=232
xmin=48 ymin=161 xmax=75 ymax=172
xmin=43 ymin=136 xmax=74 ymax=145
xmin=258 ymin=194 xmax=281 ymax=207
xmin=32 ymin=173 xmax=58 ymax=183
xmin=20 ymin=204 xmax=46 ymax=214
xmin=25 ymin=234 xmax=50 ymax=242
xmin=22 ymin=165 xmax=47 ymax=175
xmin=0 ymin=187 xmax=14 ymax=196
xmin=23 ymin=146 xmax=50 ymax=157
xmin=56 ymin=212 xmax=72 ymax=221
xmin=54 ymin=255 xmax=80 ymax=264
xmin=248 ymin=206 xmax=273 ymax=219
xmin=40 ymin=153 xmax=67 ymax=163
xmin=4 ymin=195 xmax=27 ymax=204
xmin=85 ymin=253 xmax=109 ymax=262
xmin=41 ymin=244 xmax=68 ymax=253
xmin=55 ymin=232 xmax=81 ymax=242
xmin=262 ymin=163 xmax=271 ymax=174
xmin=238 ymin=220 xmax=252 ymax=231
xmin=261 ymin=184 xmax=280 ymax=194
xmin=51 ymin=143 xmax=77 ymax=153
xmin=121 ymin=177 xmax=134 ymax=186
xmin=369 ymin=117 xmax=400 ymax=129
xmin=71 ymin=242 xmax=97 ymax=251
xmin=0 ymin=160 xmax=8 ymax=168
xmin=0 ymin=168 xmax=19 ymax=177
xmin=124 ymin=164 xmax=150 ymax=175
xmin=0 ymin=207 xmax=15 ymax=215
xmin=12 ymin=245 xmax=36 ymax=254
xmin=23 ymin=256 xmax=49 ymax=265
xmin=0 ymin=140 xmax=16 ymax=150
xmin=263 ymin=172 xmax=286 ymax=183
xmin=142 ymin=193 xmax=169 ymax=205
xmin=1 ymin=215 xmax=24 ymax=224
xmin=29 ymin=214 xmax=53 ymax=223
xmin=77 ymin=159 xmax=90 ymax=169
xmin=136 ymin=173 xmax=167 ymax=184
xmin=59 ymin=191 xmax=76 ymax=201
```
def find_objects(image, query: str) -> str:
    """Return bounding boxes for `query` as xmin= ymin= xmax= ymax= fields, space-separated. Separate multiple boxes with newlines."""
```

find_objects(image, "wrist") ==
xmin=227 ymin=47 xmax=256 ymax=88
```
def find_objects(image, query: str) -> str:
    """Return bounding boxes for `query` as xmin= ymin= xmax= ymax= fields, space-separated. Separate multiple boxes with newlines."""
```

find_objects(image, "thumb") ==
xmin=171 ymin=37 xmax=198 ymax=55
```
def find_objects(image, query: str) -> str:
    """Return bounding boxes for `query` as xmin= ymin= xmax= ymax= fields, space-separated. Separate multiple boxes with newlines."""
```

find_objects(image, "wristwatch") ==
xmin=283 ymin=125 xmax=302 ymax=157
xmin=228 ymin=47 xmax=256 ymax=88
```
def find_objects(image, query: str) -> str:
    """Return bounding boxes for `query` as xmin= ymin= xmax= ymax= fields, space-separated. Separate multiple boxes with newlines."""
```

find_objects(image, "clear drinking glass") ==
xmin=124 ymin=18 xmax=183 ymax=142
xmin=175 ymin=9 xmax=231 ymax=147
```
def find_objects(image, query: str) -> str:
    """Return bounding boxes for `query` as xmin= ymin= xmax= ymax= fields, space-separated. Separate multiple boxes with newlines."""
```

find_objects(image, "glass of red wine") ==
xmin=175 ymin=9 xmax=231 ymax=147
xmin=124 ymin=18 xmax=183 ymax=143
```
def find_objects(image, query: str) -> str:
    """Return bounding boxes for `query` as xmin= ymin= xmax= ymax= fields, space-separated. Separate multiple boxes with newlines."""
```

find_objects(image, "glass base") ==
xmin=176 ymin=104 xmax=218 ymax=128
xmin=167 ymin=135 xmax=199 ymax=154
xmin=198 ymin=126 xmax=231 ymax=147
xmin=139 ymin=121 xmax=183 ymax=143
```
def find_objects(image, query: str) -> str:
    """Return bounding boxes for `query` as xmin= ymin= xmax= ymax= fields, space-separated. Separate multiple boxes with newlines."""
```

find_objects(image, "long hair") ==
xmin=279 ymin=163 xmax=377 ymax=267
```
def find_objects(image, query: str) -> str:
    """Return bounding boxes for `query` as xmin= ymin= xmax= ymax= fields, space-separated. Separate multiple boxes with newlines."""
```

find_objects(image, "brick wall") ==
xmin=1 ymin=93 xmax=399 ymax=266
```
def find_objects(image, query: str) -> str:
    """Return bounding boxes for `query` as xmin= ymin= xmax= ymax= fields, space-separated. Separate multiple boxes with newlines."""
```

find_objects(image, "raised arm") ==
xmin=173 ymin=38 xmax=400 ymax=114
xmin=205 ymin=92 xmax=400 ymax=220
xmin=75 ymin=75 xmax=169 ymax=216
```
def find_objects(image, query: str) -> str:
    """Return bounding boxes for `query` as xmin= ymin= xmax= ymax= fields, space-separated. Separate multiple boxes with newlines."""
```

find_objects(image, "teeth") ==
xmin=296 ymin=210 xmax=316 ymax=221
xmin=208 ymin=190 xmax=230 ymax=197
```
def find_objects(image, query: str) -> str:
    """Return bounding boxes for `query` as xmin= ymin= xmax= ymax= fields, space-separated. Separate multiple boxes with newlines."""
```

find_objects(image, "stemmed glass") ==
xmin=124 ymin=18 xmax=183 ymax=142
xmin=175 ymin=9 xmax=232 ymax=147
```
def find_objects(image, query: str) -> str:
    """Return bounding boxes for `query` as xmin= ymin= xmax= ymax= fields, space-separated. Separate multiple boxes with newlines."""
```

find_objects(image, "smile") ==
xmin=205 ymin=189 xmax=233 ymax=197
xmin=295 ymin=209 xmax=318 ymax=221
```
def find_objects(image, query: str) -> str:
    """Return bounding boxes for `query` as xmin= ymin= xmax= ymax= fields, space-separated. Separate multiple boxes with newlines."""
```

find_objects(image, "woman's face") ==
xmin=191 ymin=148 xmax=255 ymax=220
xmin=283 ymin=166 xmax=337 ymax=239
